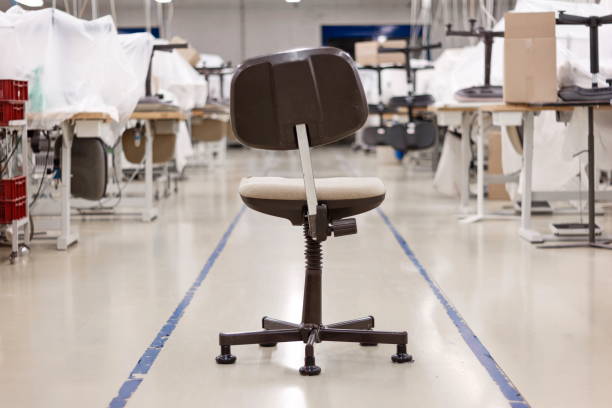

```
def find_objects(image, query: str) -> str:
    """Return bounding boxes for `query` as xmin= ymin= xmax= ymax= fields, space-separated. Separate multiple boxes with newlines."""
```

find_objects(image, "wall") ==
xmin=111 ymin=2 xmax=419 ymax=64
xmin=0 ymin=0 xmax=517 ymax=64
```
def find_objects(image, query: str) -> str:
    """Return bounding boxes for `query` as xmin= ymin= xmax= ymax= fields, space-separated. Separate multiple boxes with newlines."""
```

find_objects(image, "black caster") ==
xmin=391 ymin=344 xmax=413 ymax=363
xmin=299 ymin=356 xmax=321 ymax=376
xmin=259 ymin=343 xmax=277 ymax=347
xmin=216 ymin=345 xmax=237 ymax=364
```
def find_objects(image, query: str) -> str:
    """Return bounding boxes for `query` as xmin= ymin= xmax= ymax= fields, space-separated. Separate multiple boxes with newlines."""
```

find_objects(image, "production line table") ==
xmin=481 ymin=103 xmax=612 ymax=244
xmin=430 ymin=101 xmax=612 ymax=245
xmin=30 ymin=112 xmax=114 ymax=250
xmin=129 ymin=110 xmax=187 ymax=221
xmin=31 ymin=110 xmax=186 ymax=250
xmin=429 ymin=102 xmax=487 ymax=214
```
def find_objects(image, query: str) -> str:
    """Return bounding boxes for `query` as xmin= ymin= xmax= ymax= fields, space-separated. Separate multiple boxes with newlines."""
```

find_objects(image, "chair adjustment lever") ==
xmin=331 ymin=218 xmax=357 ymax=237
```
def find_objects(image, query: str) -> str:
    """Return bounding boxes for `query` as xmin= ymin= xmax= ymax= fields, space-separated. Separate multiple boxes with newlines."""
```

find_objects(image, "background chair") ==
xmin=216 ymin=47 xmax=413 ymax=376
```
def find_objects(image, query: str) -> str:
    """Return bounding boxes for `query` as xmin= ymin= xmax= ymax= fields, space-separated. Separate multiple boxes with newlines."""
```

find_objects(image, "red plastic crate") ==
xmin=0 ymin=80 xmax=28 ymax=102
xmin=0 ymin=198 xmax=26 ymax=224
xmin=0 ymin=176 xmax=27 ymax=200
xmin=0 ymin=101 xmax=25 ymax=126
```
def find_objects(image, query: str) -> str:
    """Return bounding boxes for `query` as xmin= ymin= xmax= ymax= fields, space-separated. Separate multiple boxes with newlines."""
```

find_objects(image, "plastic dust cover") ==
xmin=0 ymin=6 xmax=153 ymax=137
xmin=151 ymin=41 xmax=208 ymax=110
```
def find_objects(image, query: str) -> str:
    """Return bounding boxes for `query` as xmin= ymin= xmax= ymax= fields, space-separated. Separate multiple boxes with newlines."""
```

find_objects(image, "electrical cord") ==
xmin=28 ymin=130 xmax=52 ymax=241
xmin=0 ymin=133 xmax=20 ymax=177
xmin=30 ymin=130 xmax=51 ymax=208
xmin=72 ymin=138 xmax=146 ymax=212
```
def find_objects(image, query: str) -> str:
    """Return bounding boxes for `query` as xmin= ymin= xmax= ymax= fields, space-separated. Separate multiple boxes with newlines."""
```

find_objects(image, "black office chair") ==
xmin=215 ymin=47 xmax=413 ymax=376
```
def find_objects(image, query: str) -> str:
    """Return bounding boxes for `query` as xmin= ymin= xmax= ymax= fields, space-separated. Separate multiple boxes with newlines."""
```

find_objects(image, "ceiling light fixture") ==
xmin=15 ymin=0 xmax=44 ymax=6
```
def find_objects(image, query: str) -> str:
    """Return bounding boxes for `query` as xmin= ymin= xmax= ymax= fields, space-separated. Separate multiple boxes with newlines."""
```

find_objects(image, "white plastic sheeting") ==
xmin=429 ymin=0 xmax=612 ymax=198
xmin=0 ymin=6 xmax=152 ymax=135
xmin=151 ymin=42 xmax=207 ymax=111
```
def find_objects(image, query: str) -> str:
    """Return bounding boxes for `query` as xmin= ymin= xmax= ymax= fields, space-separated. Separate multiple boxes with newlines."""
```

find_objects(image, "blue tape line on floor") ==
xmin=108 ymin=206 xmax=246 ymax=408
xmin=377 ymin=208 xmax=531 ymax=408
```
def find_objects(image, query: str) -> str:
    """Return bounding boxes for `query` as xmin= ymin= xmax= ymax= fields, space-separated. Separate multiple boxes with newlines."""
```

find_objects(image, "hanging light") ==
xmin=154 ymin=0 xmax=172 ymax=3
xmin=15 ymin=0 xmax=44 ymax=6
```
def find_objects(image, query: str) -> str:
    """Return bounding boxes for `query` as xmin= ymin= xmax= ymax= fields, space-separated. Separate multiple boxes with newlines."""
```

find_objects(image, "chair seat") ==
xmin=239 ymin=177 xmax=385 ymax=225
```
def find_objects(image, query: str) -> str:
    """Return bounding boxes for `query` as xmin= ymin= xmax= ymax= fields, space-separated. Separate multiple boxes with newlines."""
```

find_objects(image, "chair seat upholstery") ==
xmin=239 ymin=177 xmax=385 ymax=225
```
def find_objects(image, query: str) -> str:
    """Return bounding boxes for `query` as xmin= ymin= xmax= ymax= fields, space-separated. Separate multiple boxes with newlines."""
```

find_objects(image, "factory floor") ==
xmin=1 ymin=146 xmax=611 ymax=408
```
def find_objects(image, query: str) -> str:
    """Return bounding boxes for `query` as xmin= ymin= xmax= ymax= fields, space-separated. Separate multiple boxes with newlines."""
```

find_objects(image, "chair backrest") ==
xmin=231 ymin=47 xmax=368 ymax=150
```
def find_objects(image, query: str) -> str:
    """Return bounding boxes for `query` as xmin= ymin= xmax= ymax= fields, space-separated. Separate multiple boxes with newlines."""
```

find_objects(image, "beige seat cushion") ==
xmin=239 ymin=177 xmax=385 ymax=201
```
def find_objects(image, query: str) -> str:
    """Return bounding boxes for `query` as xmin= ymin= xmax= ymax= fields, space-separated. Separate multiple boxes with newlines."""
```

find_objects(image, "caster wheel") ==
xmin=391 ymin=353 xmax=413 ymax=363
xmin=360 ymin=342 xmax=378 ymax=347
xmin=299 ymin=365 xmax=321 ymax=376
xmin=259 ymin=343 xmax=277 ymax=347
xmin=216 ymin=354 xmax=237 ymax=364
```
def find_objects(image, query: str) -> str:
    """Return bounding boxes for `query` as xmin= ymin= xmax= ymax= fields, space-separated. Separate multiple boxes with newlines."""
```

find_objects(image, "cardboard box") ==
xmin=355 ymin=40 xmax=406 ymax=66
xmin=171 ymin=36 xmax=200 ymax=67
xmin=503 ymin=12 xmax=557 ymax=103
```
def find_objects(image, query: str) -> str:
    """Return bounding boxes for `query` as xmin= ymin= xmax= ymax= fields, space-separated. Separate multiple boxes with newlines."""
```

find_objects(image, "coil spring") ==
xmin=303 ymin=223 xmax=322 ymax=270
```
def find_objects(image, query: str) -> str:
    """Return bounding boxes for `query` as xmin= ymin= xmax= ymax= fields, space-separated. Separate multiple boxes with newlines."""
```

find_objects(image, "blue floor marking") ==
xmin=108 ymin=206 xmax=246 ymax=408
xmin=377 ymin=208 xmax=531 ymax=408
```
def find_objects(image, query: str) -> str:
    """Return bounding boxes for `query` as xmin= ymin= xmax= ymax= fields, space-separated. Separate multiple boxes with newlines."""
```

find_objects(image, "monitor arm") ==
xmin=446 ymin=19 xmax=504 ymax=86
xmin=145 ymin=43 xmax=189 ymax=97
xmin=197 ymin=63 xmax=234 ymax=104
xmin=556 ymin=11 xmax=612 ymax=87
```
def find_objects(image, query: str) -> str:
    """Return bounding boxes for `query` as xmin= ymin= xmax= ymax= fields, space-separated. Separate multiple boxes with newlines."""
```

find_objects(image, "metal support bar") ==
xmin=296 ymin=124 xmax=318 ymax=235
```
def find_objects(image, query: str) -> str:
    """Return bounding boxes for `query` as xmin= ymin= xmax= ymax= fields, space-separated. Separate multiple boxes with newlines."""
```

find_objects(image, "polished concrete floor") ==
xmin=0 ymin=147 xmax=611 ymax=408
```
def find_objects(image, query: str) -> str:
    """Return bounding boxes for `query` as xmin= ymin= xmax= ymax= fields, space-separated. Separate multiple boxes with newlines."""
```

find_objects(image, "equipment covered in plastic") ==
xmin=429 ymin=0 xmax=612 ymax=198
xmin=0 ymin=6 xmax=153 ymax=135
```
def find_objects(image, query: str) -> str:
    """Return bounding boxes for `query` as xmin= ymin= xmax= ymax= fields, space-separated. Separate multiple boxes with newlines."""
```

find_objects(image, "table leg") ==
xmin=57 ymin=122 xmax=78 ymax=250
xmin=460 ymin=112 xmax=471 ymax=213
xmin=143 ymin=120 xmax=157 ymax=222
xmin=518 ymin=112 xmax=542 ymax=243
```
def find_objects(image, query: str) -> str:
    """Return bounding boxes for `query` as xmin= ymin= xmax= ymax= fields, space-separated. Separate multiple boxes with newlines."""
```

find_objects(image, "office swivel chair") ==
xmin=378 ymin=42 xmax=441 ymax=154
xmin=215 ymin=47 xmax=413 ymax=376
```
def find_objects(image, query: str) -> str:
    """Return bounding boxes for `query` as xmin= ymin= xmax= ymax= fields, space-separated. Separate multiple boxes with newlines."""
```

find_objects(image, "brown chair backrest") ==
xmin=231 ymin=47 xmax=367 ymax=150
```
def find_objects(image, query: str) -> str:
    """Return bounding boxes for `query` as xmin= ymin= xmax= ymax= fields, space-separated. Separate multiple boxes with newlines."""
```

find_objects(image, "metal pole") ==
xmin=588 ymin=107 xmax=596 ymax=244
xmin=91 ymin=0 xmax=97 ymax=19
xmin=239 ymin=0 xmax=246 ymax=61
xmin=145 ymin=0 xmax=151 ymax=34
xmin=157 ymin=2 xmax=164 ymax=39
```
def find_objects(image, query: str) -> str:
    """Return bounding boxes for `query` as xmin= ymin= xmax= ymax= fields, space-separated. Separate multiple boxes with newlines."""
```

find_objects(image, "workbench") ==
xmin=480 ymin=103 xmax=612 ymax=244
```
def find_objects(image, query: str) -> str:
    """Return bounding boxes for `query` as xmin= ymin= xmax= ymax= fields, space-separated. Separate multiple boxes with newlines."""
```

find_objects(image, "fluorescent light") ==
xmin=16 ymin=0 xmax=44 ymax=6
xmin=286 ymin=0 xmax=301 ymax=3
xmin=155 ymin=0 xmax=172 ymax=3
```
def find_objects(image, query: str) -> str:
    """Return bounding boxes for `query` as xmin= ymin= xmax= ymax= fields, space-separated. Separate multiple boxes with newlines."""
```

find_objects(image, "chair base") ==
xmin=216 ymin=315 xmax=412 ymax=375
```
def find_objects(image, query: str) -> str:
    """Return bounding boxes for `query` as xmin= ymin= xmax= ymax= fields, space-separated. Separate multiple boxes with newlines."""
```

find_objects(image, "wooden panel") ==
xmin=130 ymin=111 xmax=187 ymax=120
xmin=481 ymin=104 xmax=573 ymax=113
xmin=71 ymin=112 xmax=113 ymax=121
xmin=487 ymin=130 xmax=510 ymax=201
